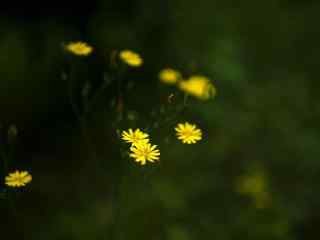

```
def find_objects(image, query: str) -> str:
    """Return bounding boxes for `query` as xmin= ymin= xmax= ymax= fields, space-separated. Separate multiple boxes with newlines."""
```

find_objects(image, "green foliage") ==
xmin=0 ymin=0 xmax=319 ymax=239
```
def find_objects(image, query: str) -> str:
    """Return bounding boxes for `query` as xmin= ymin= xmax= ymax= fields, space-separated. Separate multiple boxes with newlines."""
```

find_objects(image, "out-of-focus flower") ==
xmin=65 ymin=41 xmax=93 ymax=56
xmin=238 ymin=173 xmax=266 ymax=195
xmin=237 ymin=171 xmax=271 ymax=209
xmin=129 ymin=141 xmax=160 ymax=165
xmin=7 ymin=125 xmax=18 ymax=143
xmin=5 ymin=170 xmax=32 ymax=187
xmin=178 ymin=75 xmax=216 ymax=100
xmin=175 ymin=122 xmax=202 ymax=144
xmin=121 ymin=129 xmax=149 ymax=145
xmin=119 ymin=50 xmax=143 ymax=67
xmin=159 ymin=68 xmax=181 ymax=84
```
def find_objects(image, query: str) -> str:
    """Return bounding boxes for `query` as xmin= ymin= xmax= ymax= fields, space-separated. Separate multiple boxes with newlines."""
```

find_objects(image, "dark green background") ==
xmin=1 ymin=0 xmax=320 ymax=239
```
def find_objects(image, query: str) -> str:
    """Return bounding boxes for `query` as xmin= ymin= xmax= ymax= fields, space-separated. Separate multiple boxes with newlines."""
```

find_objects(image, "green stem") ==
xmin=116 ymin=67 xmax=127 ymax=122
xmin=0 ymin=143 xmax=19 ymax=218
xmin=1 ymin=150 xmax=9 ymax=172
xmin=67 ymin=64 xmax=98 ymax=166
xmin=150 ymin=93 xmax=189 ymax=131
xmin=84 ymin=79 xmax=111 ymax=114
xmin=68 ymin=69 xmax=81 ymax=121
xmin=109 ymin=160 xmax=126 ymax=240
xmin=183 ymin=92 xmax=189 ymax=107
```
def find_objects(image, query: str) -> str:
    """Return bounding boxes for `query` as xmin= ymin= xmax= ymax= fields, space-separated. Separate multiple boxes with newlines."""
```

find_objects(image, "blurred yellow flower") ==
xmin=237 ymin=171 xmax=271 ymax=209
xmin=119 ymin=50 xmax=143 ymax=67
xmin=65 ymin=41 xmax=93 ymax=56
xmin=178 ymin=75 xmax=216 ymax=100
xmin=237 ymin=173 xmax=266 ymax=195
xmin=175 ymin=122 xmax=202 ymax=144
xmin=159 ymin=68 xmax=181 ymax=84
xmin=130 ymin=141 xmax=160 ymax=165
xmin=121 ymin=128 xmax=149 ymax=145
xmin=5 ymin=170 xmax=32 ymax=187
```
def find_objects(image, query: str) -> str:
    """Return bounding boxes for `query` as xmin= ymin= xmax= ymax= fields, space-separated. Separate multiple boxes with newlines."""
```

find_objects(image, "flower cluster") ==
xmin=159 ymin=68 xmax=216 ymax=100
xmin=0 ymin=42 xmax=212 ymax=195
xmin=121 ymin=129 xmax=160 ymax=165
xmin=64 ymin=41 xmax=216 ymax=100
xmin=64 ymin=42 xmax=143 ymax=68
xmin=121 ymin=123 xmax=202 ymax=165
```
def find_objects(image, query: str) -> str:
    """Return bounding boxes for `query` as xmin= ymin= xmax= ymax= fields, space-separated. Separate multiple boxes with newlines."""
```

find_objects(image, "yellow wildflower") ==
xmin=121 ymin=128 xmax=149 ymax=145
xmin=119 ymin=50 xmax=143 ymax=67
xmin=5 ymin=170 xmax=32 ymax=187
xmin=237 ymin=171 xmax=271 ymax=209
xmin=159 ymin=68 xmax=181 ymax=84
xmin=129 ymin=141 xmax=160 ymax=165
xmin=175 ymin=122 xmax=202 ymax=144
xmin=178 ymin=75 xmax=216 ymax=100
xmin=65 ymin=41 xmax=93 ymax=56
xmin=237 ymin=173 xmax=266 ymax=195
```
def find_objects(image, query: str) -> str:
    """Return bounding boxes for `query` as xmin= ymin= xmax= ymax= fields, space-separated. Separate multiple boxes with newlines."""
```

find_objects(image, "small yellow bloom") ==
xmin=175 ymin=122 xmax=202 ymax=144
xmin=5 ymin=170 xmax=32 ymax=187
xmin=65 ymin=41 xmax=93 ymax=56
xmin=129 ymin=141 xmax=160 ymax=165
xmin=178 ymin=75 xmax=216 ymax=100
xmin=159 ymin=68 xmax=181 ymax=84
xmin=119 ymin=50 xmax=143 ymax=67
xmin=121 ymin=128 xmax=149 ymax=145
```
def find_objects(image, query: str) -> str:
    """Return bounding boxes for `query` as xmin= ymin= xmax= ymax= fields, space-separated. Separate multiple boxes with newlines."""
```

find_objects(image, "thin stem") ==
xmin=116 ymin=67 xmax=126 ymax=122
xmin=84 ymin=79 xmax=111 ymax=114
xmin=1 ymin=150 xmax=9 ymax=172
xmin=183 ymin=92 xmax=189 ymax=107
xmin=68 ymin=69 xmax=81 ymax=121
xmin=109 ymin=161 xmax=126 ymax=240
xmin=0 ymin=143 xmax=19 ymax=219
xmin=150 ymin=93 xmax=189 ymax=131
xmin=67 ymin=64 xmax=98 ymax=165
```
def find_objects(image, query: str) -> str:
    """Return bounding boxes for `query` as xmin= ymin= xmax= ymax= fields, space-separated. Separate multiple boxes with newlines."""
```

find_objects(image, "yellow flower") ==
xmin=159 ymin=68 xmax=181 ymax=84
xmin=65 ymin=41 xmax=93 ymax=56
xmin=175 ymin=122 xmax=202 ymax=144
xmin=236 ymin=171 xmax=271 ymax=209
xmin=121 ymin=128 xmax=149 ymax=145
xmin=5 ymin=170 xmax=32 ymax=187
xmin=178 ymin=75 xmax=216 ymax=100
xmin=119 ymin=50 xmax=143 ymax=67
xmin=237 ymin=173 xmax=266 ymax=195
xmin=129 ymin=141 xmax=160 ymax=165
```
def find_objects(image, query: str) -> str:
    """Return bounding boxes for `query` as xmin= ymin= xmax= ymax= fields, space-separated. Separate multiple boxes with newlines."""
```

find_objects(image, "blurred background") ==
xmin=1 ymin=0 xmax=320 ymax=239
